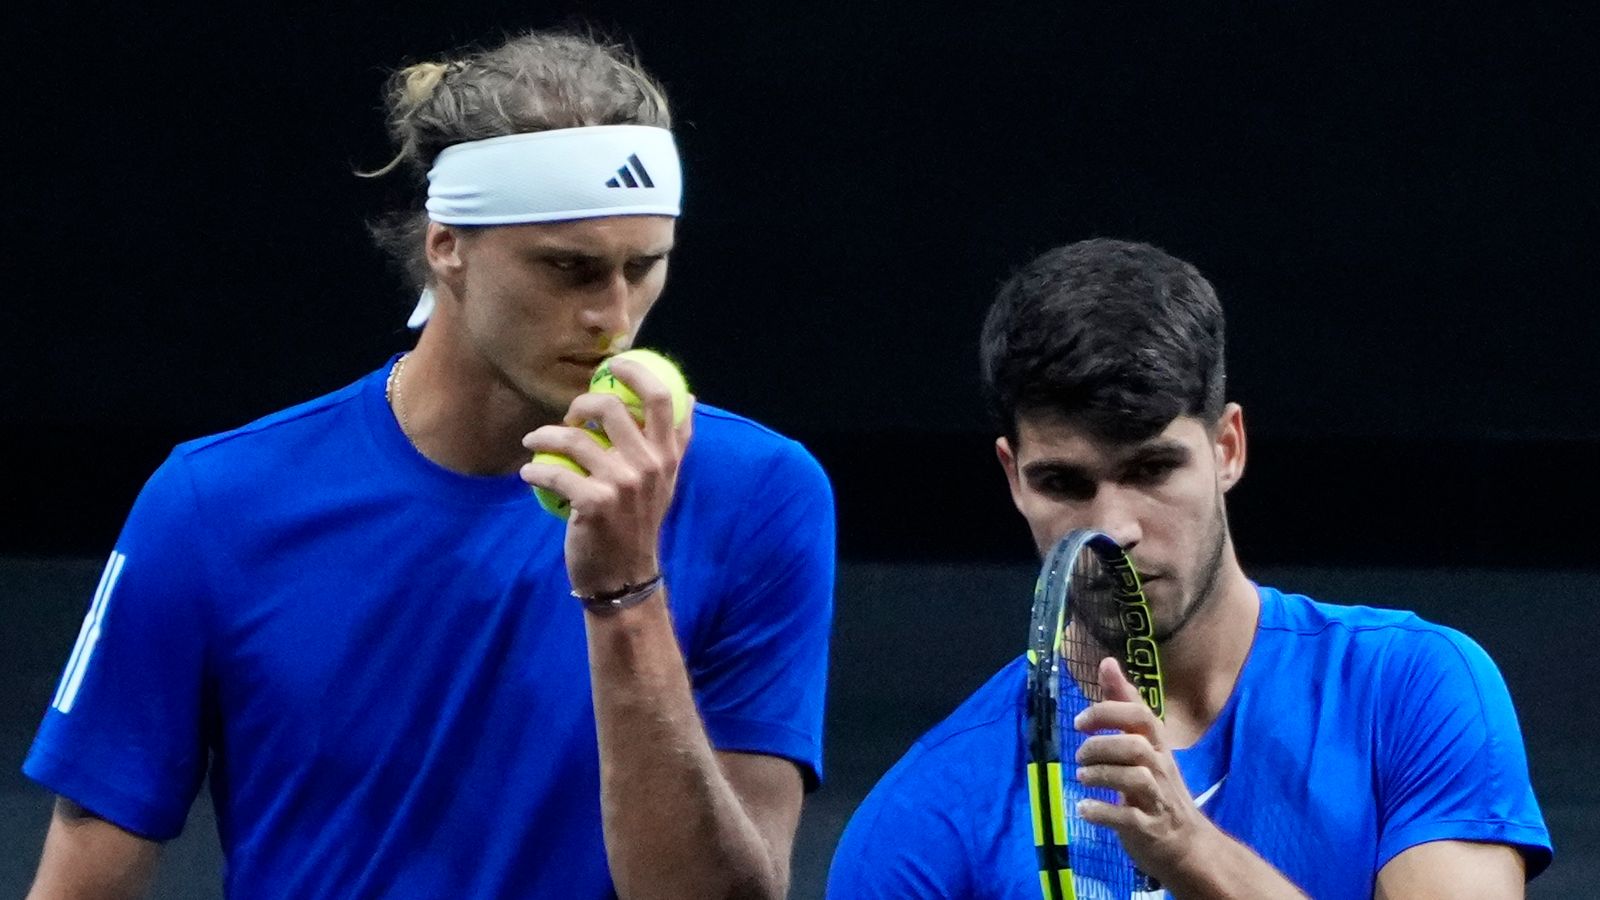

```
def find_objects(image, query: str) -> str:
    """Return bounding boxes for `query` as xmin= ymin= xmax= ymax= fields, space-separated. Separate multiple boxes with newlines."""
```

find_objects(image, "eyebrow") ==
xmin=531 ymin=243 xmax=674 ymax=260
xmin=1123 ymin=439 xmax=1191 ymax=465
xmin=1019 ymin=437 xmax=1191 ymax=482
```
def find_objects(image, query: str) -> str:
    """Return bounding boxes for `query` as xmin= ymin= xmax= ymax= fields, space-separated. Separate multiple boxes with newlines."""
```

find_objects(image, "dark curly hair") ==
xmin=980 ymin=238 xmax=1227 ymax=445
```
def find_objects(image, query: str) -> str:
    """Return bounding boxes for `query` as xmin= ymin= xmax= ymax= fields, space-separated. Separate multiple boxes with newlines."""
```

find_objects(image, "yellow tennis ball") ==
xmin=590 ymin=348 xmax=690 ymax=426
xmin=531 ymin=429 xmax=611 ymax=519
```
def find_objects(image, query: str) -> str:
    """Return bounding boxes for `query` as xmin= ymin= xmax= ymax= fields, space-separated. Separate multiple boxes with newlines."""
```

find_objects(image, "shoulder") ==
xmin=111 ymin=372 xmax=371 ymax=531
xmin=851 ymin=656 xmax=1025 ymax=829
xmin=1256 ymin=585 xmax=1528 ymax=794
xmin=1259 ymin=584 xmax=1432 ymax=635
xmin=1259 ymin=588 xmax=1559 ymax=878
xmin=915 ymin=656 xmax=1029 ymax=758
xmin=167 ymin=366 xmax=372 ymax=490
xmin=684 ymin=403 xmax=829 ymax=489
xmin=830 ymin=658 xmax=1027 ymax=896
xmin=128 ymin=370 xmax=385 ymax=536
xmin=1256 ymin=584 xmax=1491 ymax=673
xmin=172 ymin=371 xmax=371 ymax=470
xmin=674 ymin=404 xmax=833 ymax=543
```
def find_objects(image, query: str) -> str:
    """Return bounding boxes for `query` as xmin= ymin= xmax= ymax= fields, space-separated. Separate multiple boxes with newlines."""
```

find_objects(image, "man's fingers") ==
xmin=605 ymin=358 xmax=678 ymax=443
xmin=525 ymin=424 xmax=616 ymax=470
xmin=521 ymin=455 xmax=611 ymax=509
xmin=1077 ymin=797 xmax=1141 ymax=831
xmin=571 ymin=366 xmax=692 ymax=452
xmin=566 ymin=393 xmax=649 ymax=456
xmin=1076 ymin=764 xmax=1161 ymax=806
xmin=1075 ymin=699 xmax=1161 ymax=743
xmin=1076 ymin=732 xmax=1158 ymax=767
xmin=1099 ymin=656 xmax=1140 ymax=703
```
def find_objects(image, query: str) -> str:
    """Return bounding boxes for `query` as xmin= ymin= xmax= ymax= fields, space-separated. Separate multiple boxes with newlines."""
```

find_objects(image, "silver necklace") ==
xmin=385 ymin=353 xmax=411 ymax=437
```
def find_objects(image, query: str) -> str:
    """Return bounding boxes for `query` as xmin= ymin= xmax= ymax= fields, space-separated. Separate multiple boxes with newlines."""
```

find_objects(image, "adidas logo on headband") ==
xmin=605 ymin=154 xmax=656 ymax=189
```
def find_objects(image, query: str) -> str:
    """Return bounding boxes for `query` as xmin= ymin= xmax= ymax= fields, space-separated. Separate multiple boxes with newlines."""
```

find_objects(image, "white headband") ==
xmin=408 ymin=124 xmax=682 ymax=328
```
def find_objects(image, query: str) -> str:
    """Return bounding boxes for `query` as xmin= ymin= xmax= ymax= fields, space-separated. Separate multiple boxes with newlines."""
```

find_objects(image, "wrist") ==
xmin=573 ymin=573 xmax=664 ymax=615
xmin=568 ymin=553 xmax=661 ymax=599
xmin=1161 ymin=817 xmax=1234 ymax=897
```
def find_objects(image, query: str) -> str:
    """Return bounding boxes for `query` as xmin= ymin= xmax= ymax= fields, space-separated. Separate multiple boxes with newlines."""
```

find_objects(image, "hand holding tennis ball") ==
xmin=531 ymin=349 xmax=691 ymax=518
xmin=588 ymin=349 xmax=692 ymax=428
xmin=531 ymin=429 xmax=611 ymax=518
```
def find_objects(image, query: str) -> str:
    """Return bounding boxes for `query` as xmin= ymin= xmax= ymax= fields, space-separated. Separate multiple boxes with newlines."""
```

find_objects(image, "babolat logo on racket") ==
xmin=1111 ymin=561 xmax=1141 ymax=595
xmin=1106 ymin=555 xmax=1165 ymax=718
xmin=1124 ymin=633 xmax=1164 ymax=717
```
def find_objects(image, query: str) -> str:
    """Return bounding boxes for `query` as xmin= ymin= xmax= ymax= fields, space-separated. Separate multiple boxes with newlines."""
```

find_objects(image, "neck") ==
xmin=390 ymin=326 xmax=564 ymax=476
xmin=1152 ymin=544 xmax=1258 ymax=747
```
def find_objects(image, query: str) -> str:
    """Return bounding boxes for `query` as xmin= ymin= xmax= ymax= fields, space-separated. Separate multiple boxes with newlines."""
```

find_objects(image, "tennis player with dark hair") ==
xmin=25 ymin=31 xmax=833 ymax=899
xmin=828 ymin=238 xmax=1550 ymax=898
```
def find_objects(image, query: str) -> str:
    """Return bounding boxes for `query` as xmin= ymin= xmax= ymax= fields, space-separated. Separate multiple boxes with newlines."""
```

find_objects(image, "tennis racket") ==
xmin=1026 ymin=530 xmax=1166 ymax=900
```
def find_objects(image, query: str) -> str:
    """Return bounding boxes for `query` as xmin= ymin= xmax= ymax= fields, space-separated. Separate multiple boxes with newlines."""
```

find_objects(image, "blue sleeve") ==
xmin=22 ymin=453 xmax=212 ymax=840
xmin=826 ymin=744 xmax=973 ymax=899
xmin=689 ymin=439 xmax=835 ymax=788
xmin=1376 ymin=627 xmax=1552 ymax=877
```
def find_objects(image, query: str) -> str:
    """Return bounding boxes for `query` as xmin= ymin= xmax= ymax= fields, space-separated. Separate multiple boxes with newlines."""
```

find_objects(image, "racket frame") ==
xmin=1025 ymin=530 xmax=1167 ymax=900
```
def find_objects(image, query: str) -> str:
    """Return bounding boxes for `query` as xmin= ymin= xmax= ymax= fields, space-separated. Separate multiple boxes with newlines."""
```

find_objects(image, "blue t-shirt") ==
xmin=26 ymin=362 xmax=835 ymax=898
xmin=828 ymin=586 xmax=1551 ymax=899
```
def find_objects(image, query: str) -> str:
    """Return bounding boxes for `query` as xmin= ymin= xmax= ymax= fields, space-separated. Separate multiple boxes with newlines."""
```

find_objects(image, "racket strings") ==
xmin=1057 ymin=546 xmax=1142 ymax=898
xmin=1063 ymin=546 xmax=1125 ymax=703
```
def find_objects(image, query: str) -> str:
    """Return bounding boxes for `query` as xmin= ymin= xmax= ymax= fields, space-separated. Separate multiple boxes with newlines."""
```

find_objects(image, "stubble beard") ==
xmin=1151 ymin=493 xmax=1230 ymax=644
xmin=1067 ymin=493 xmax=1232 ymax=655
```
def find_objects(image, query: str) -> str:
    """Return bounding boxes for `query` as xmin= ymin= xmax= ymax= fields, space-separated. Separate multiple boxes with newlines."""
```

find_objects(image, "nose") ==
xmin=579 ymin=272 xmax=632 ymax=339
xmin=1088 ymin=483 xmax=1142 ymax=552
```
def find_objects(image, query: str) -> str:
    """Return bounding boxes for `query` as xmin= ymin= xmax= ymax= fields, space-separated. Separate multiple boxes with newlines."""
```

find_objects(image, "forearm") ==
xmin=586 ymin=591 xmax=782 ymax=900
xmin=28 ymin=799 xmax=160 ymax=900
xmin=1160 ymin=823 xmax=1308 ymax=900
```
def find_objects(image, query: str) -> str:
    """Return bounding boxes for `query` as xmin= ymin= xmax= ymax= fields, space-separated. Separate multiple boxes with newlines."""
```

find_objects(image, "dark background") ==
xmin=6 ymin=1 xmax=1600 ymax=565
xmin=3 ymin=2 xmax=1597 ymax=896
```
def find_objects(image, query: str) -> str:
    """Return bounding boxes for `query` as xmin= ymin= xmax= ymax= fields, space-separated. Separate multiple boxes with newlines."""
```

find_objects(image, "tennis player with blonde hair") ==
xmin=26 ymin=30 xmax=833 ymax=899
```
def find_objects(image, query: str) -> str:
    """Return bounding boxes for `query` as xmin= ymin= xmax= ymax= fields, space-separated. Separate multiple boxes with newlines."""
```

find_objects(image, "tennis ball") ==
xmin=590 ymin=348 xmax=690 ymax=426
xmin=531 ymin=349 xmax=688 ymax=519
xmin=531 ymin=429 xmax=611 ymax=519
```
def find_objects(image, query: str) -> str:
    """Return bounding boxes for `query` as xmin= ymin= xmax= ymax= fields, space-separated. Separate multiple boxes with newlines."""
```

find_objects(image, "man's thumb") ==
xmin=1099 ymin=655 xmax=1139 ymax=703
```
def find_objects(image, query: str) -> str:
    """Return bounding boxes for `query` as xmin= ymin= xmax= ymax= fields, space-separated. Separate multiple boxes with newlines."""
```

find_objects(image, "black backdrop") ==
xmin=6 ymin=2 xmax=1598 ymax=565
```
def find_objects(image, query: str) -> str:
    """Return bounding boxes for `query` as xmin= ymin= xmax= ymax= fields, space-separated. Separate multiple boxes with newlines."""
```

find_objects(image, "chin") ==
xmin=516 ymin=377 xmax=580 ymax=419
xmin=1141 ymin=583 xmax=1185 ymax=634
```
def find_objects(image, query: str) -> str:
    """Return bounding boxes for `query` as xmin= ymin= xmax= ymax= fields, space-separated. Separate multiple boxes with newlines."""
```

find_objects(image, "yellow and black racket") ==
xmin=1026 ymin=530 xmax=1166 ymax=900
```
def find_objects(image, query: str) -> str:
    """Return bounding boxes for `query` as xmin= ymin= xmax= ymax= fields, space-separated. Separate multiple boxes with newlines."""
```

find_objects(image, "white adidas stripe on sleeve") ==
xmin=52 ymin=551 xmax=126 ymax=714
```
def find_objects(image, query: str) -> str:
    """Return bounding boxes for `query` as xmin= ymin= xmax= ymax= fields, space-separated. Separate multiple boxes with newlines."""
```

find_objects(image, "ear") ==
xmin=1213 ymin=403 xmax=1247 ymax=493
xmin=996 ymin=436 xmax=1026 ymax=513
xmin=424 ymin=222 xmax=466 ymax=284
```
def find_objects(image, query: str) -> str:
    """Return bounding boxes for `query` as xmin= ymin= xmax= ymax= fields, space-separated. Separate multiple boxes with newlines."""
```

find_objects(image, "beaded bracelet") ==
xmin=572 ymin=573 xmax=664 ymax=614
